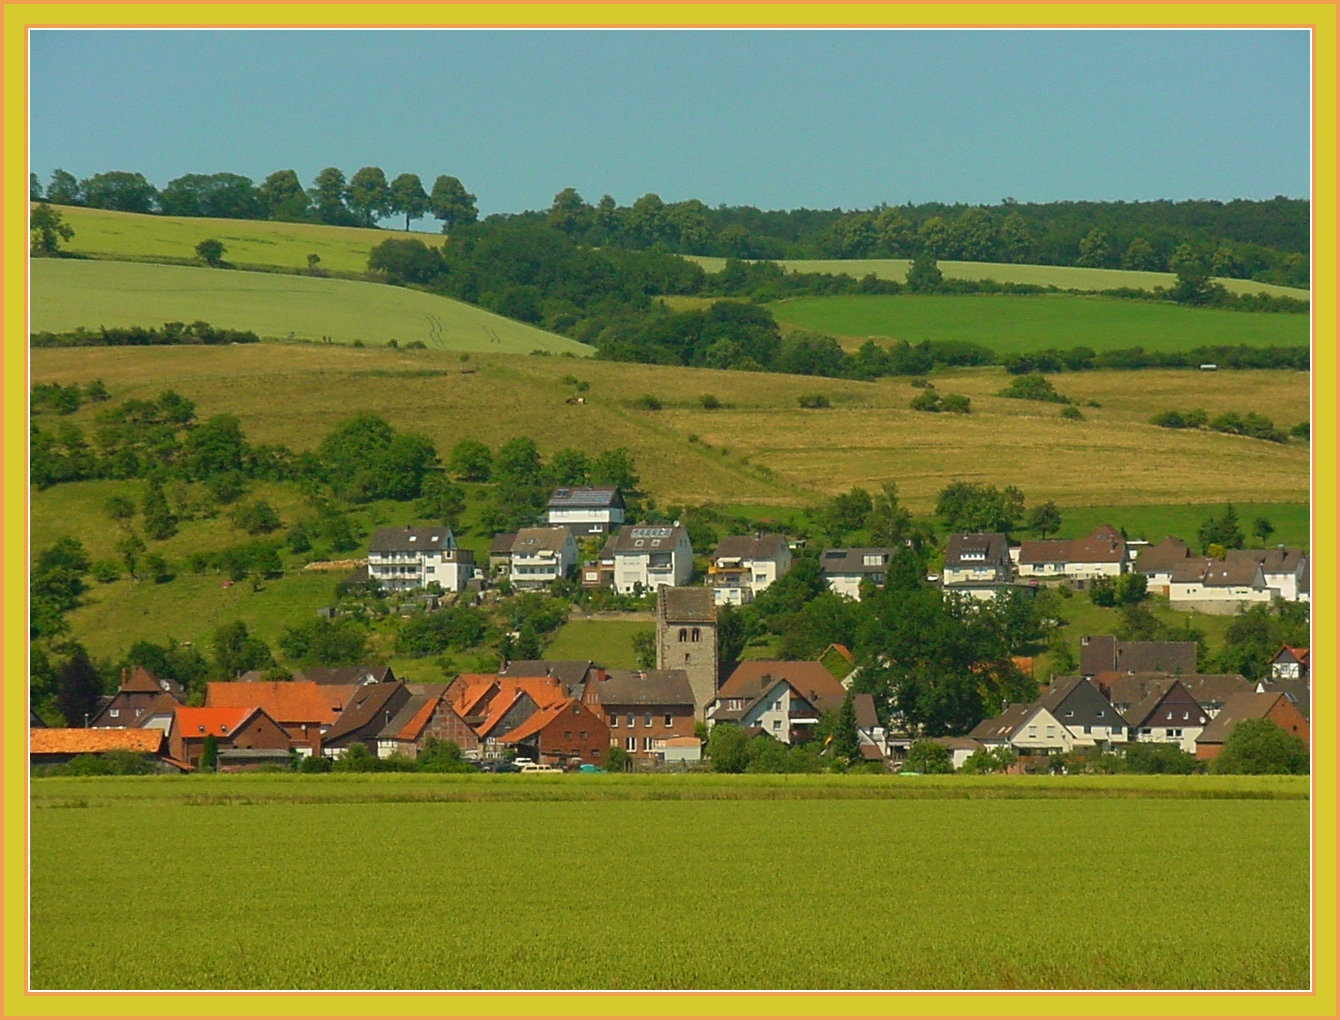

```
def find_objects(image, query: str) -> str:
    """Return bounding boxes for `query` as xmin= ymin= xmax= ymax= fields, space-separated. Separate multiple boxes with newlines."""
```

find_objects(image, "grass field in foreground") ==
xmin=768 ymin=294 xmax=1309 ymax=355
xmin=37 ymin=204 xmax=440 ymax=274
xmin=31 ymin=345 xmax=1309 ymax=509
xmin=29 ymin=259 xmax=589 ymax=354
xmin=30 ymin=775 xmax=1308 ymax=990
xmin=687 ymin=255 xmax=1310 ymax=299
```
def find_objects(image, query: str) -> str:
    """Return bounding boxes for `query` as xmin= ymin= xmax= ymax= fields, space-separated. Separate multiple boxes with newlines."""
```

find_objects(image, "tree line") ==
xmin=31 ymin=166 xmax=478 ymax=232
xmin=32 ymin=168 xmax=1309 ymax=286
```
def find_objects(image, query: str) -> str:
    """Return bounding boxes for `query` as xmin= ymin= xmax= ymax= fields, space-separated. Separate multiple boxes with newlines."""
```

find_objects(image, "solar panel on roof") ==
xmin=631 ymin=527 xmax=673 ymax=538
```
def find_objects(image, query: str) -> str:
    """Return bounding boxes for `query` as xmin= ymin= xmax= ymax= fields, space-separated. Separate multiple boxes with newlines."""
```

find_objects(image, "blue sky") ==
xmin=30 ymin=29 xmax=1310 ymax=215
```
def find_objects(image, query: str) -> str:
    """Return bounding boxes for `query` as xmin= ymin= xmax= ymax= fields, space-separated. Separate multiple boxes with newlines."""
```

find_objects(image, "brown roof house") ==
xmin=656 ymin=587 xmax=718 ymax=719
xmin=583 ymin=668 xmax=697 ymax=758
xmin=319 ymin=683 xmax=417 ymax=758
xmin=489 ymin=532 xmax=518 ymax=576
xmin=1134 ymin=537 xmax=1193 ymax=595
xmin=1271 ymin=645 xmax=1310 ymax=683
xmin=708 ymin=534 xmax=792 ymax=606
xmin=1121 ymin=679 xmax=1212 ymax=754
xmin=1079 ymin=635 xmax=1197 ymax=678
xmin=1016 ymin=526 xmax=1128 ymax=581
xmin=169 ymin=706 xmax=291 ymax=768
xmin=1225 ymin=547 xmax=1308 ymax=602
xmin=90 ymin=666 xmax=184 ymax=729
xmin=1100 ymin=672 xmax=1255 ymax=721
xmin=852 ymin=692 xmax=890 ymax=762
xmin=492 ymin=698 xmax=610 ymax=766
xmin=1194 ymin=691 xmax=1310 ymax=761
xmin=30 ymin=727 xmax=173 ymax=769
xmin=708 ymin=661 xmax=849 ymax=744
xmin=1169 ymin=558 xmax=1276 ymax=614
xmin=372 ymin=686 xmax=478 ymax=759
xmin=941 ymin=533 xmax=1012 ymax=600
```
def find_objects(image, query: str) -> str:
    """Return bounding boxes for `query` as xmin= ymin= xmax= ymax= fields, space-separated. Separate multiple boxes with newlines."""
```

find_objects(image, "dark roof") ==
xmin=296 ymin=665 xmax=395 ymax=686
xmin=1169 ymin=558 xmax=1265 ymax=587
xmin=611 ymin=524 xmax=688 ymax=553
xmin=1079 ymin=636 xmax=1197 ymax=677
xmin=852 ymin=693 xmax=879 ymax=730
xmin=547 ymin=486 xmax=623 ymax=509
xmin=589 ymin=669 xmax=696 ymax=708
xmin=1195 ymin=692 xmax=1296 ymax=745
xmin=711 ymin=534 xmax=789 ymax=562
xmin=489 ymin=532 xmax=518 ymax=555
xmin=1018 ymin=528 xmax=1124 ymax=566
xmin=368 ymin=526 xmax=455 ymax=553
xmin=1225 ymin=547 xmax=1306 ymax=573
xmin=1016 ymin=539 xmax=1072 ymax=565
xmin=118 ymin=665 xmax=185 ymax=700
xmin=377 ymin=693 xmax=437 ymax=740
xmin=1135 ymin=537 xmax=1192 ymax=574
xmin=511 ymin=527 xmax=573 ymax=554
xmin=1098 ymin=672 xmax=1253 ymax=712
xmin=1120 ymin=679 xmax=1208 ymax=729
xmin=658 ymin=586 xmax=716 ymax=623
xmin=932 ymin=736 xmax=986 ymax=752
xmin=943 ymin=533 xmax=1009 ymax=568
xmin=500 ymin=660 xmax=595 ymax=697
xmin=323 ymin=683 xmax=406 ymax=744
xmin=342 ymin=564 xmax=371 ymax=586
xmin=819 ymin=548 xmax=896 ymax=574
xmin=967 ymin=702 xmax=1035 ymax=741
xmin=1258 ymin=678 xmax=1310 ymax=720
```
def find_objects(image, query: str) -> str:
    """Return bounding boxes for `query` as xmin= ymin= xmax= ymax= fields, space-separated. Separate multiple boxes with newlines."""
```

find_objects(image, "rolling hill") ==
xmin=30 ymin=259 xmax=592 ymax=354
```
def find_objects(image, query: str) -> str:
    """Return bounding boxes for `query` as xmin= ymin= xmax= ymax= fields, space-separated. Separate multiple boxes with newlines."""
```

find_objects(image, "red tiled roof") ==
xmin=206 ymin=681 xmax=354 ymax=726
xmin=495 ymin=698 xmax=580 ymax=744
xmin=173 ymin=706 xmax=256 ymax=738
xmin=718 ymin=661 xmax=847 ymax=702
xmin=474 ymin=678 xmax=566 ymax=737
xmin=30 ymin=728 xmax=164 ymax=754
xmin=120 ymin=665 xmax=165 ymax=694
xmin=396 ymin=696 xmax=443 ymax=741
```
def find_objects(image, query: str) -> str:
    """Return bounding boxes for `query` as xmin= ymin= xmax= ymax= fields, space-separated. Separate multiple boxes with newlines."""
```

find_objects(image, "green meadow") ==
xmin=688 ymin=255 xmax=1310 ymax=299
xmin=768 ymin=293 xmax=1310 ymax=354
xmin=542 ymin=619 xmax=650 ymax=669
xmin=29 ymin=259 xmax=589 ymax=354
xmin=30 ymin=774 xmax=1308 ymax=990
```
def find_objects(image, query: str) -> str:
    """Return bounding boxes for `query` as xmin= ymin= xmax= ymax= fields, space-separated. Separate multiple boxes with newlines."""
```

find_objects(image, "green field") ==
xmin=30 ymin=774 xmax=1308 ymax=990
xmin=543 ymin=619 xmax=650 ymax=668
xmin=1054 ymin=502 xmax=1309 ymax=549
xmin=687 ymin=255 xmax=1310 ymax=299
xmin=38 ymin=204 xmax=438 ymax=274
xmin=30 ymin=259 xmax=590 ymax=354
xmin=768 ymin=294 xmax=1309 ymax=354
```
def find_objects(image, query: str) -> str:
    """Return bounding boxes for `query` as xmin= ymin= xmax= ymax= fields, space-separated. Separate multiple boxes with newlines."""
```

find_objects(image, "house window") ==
xmin=573 ymin=705 xmax=581 ymax=715
xmin=773 ymin=719 xmax=782 ymax=730
xmin=1141 ymin=728 xmax=1152 ymax=736
xmin=678 ymin=628 xmax=688 ymax=642
xmin=1065 ymin=710 xmax=1074 ymax=718
xmin=642 ymin=737 xmax=653 ymax=751
xmin=1045 ymin=726 xmax=1055 ymax=738
xmin=1096 ymin=710 xmax=1104 ymax=718
xmin=610 ymin=715 xmax=618 ymax=727
xmin=580 ymin=731 xmax=588 ymax=739
xmin=625 ymin=737 xmax=637 ymax=751
xmin=1028 ymin=727 xmax=1038 ymax=738
xmin=627 ymin=714 xmax=635 ymax=726
xmin=664 ymin=714 xmax=673 ymax=726
xmin=691 ymin=628 xmax=700 ymax=641
xmin=644 ymin=713 xmax=652 ymax=727
xmin=565 ymin=731 xmax=572 ymax=740
xmin=109 ymin=709 xmax=119 ymax=718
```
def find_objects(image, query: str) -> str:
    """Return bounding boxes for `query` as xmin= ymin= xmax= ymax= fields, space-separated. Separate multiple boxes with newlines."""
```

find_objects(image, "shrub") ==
xmin=903 ymin=739 xmax=953 ymax=774
xmin=634 ymin=394 xmax=662 ymax=410
xmin=90 ymin=560 xmax=121 ymax=583
xmin=797 ymin=394 xmax=831 ymax=409
xmin=1060 ymin=404 xmax=1083 ymax=420
xmin=298 ymin=753 xmax=333 ymax=773
xmin=998 ymin=374 xmax=1069 ymax=403
xmin=603 ymin=745 xmax=632 ymax=772
xmin=231 ymin=500 xmax=282 ymax=535
xmin=1291 ymin=421 xmax=1309 ymax=441
xmin=1211 ymin=718 xmax=1309 ymax=775
xmin=195 ymin=238 xmax=226 ymax=266
xmin=707 ymin=723 xmax=750 ymax=773
xmin=909 ymin=377 xmax=930 ymax=388
xmin=940 ymin=393 xmax=972 ymax=414
xmin=332 ymin=742 xmax=380 ymax=772
xmin=909 ymin=388 xmax=942 ymax=412
xmin=1122 ymin=742 xmax=1200 ymax=774
xmin=698 ymin=393 xmax=721 ymax=409
xmin=404 ymin=340 xmax=427 ymax=350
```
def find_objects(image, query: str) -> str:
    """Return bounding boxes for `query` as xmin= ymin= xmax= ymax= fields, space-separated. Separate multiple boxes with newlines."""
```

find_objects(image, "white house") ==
xmin=940 ymin=532 xmax=1012 ymax=600
xmin=609 ymin=524 xmax=694 ymax=593
xmin=367 ymin=526 xmax=475 ymax=592
xmin=508 ymin=527 xmax=580 ymax=589
xmin=1169 ymin=557 xmax=1277 ymax=613
xmin=1134 ymin=537 xmax=1193 ymax=596
xmin=968 ymin=702 xmax=1073 ymax=754
xmin=1225 ymin=547 xmax=1308 ymax=602
xmin=1015 ymin=526 xmax=1127 ymax=580
xmin=707 ymin=534 xmax=792 ymax=605
xmin=1120 ymin=679 xmax=1211 ymax=755
xmin=819 ymin=547 xmax=898 ymax=600
xmin=544 ymin=487 xmax=626 ymax=535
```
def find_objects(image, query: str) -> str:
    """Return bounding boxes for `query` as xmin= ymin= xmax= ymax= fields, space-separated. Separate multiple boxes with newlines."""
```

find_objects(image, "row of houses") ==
xmin=941 ymin=527 xmax=1308 ymax=611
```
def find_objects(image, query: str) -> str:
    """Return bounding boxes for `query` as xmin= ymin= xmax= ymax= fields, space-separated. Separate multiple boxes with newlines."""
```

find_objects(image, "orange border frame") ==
xmin=3 ymin=5 xmax=1335 ymax=1019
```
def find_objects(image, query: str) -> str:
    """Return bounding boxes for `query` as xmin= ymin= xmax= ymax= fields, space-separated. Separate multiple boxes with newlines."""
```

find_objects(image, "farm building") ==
xmin=29 ymin=727 xmax=176 ymax=769
xmin=169 ymin=706 xmax=290 ymax=767
xmin=206 ymin=681 xmax=358 ymax=755
xmin=492 ymin=698 xmax=610 ymax=766
xmin=582 ymin=668 xmax=697 ymax=758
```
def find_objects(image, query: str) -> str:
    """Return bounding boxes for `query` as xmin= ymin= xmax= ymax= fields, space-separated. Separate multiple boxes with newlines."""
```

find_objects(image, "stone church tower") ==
xmin=656 ymin=587 xmax=718 ymax=719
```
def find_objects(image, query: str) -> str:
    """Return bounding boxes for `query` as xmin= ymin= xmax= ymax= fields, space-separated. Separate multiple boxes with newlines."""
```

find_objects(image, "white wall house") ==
xmin=1169 ymin=558 xmax=1277 ymax=612
xmin=367 ymin=526 xmax=475 ymax=592
xmin=941 ymin=532 xmax=1012 ymax=600
xmin=1226 ymin=548 xmax=1308 ymax=602
xmin=610 ymin=525 xmax=694 ymax=594
xmin=508 ymin=528 xmax=580 ymax=589
xmin=544 ymin=487 xmax=626 ymax=535
xmin=819 ymin=548 xmax=897 ymax=600
xmin=1016 ymin=527 xmax=1127 ymax=580
xmin=708 ymin=534 xmax=792 ymax=605
xmin=969 ymin=703 xmax=1073 ymax=754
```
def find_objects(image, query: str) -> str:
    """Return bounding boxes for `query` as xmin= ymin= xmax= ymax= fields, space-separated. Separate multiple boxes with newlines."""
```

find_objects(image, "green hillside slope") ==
xmin=768 ymin=294 xmax=1309 ymax=354
xmin=30 ymin=259 xmax=592 ymax=354
xmin=37 ymin=204 xmax=435 ymax=274
xmin=687 ymin=255 xmax=1309 ymax=299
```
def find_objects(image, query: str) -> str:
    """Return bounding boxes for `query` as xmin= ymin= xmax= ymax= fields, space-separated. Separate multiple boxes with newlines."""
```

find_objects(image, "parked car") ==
xmin=576 ymin=763 xmax=605 ymax=773
xmin=519 ymin=763 xmax=562 ymax=774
